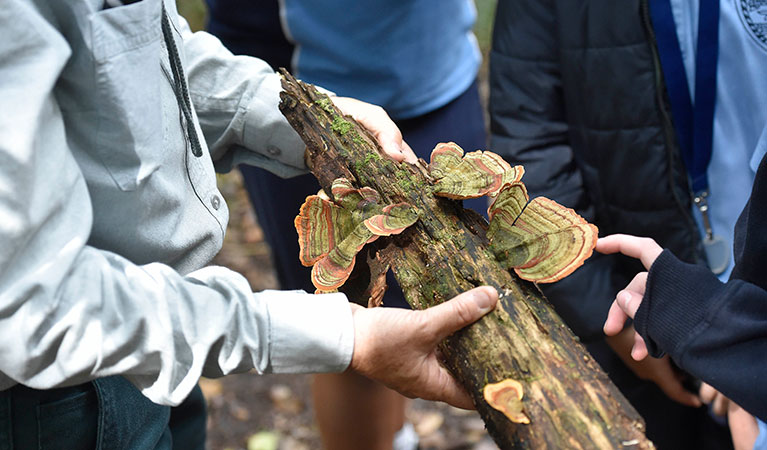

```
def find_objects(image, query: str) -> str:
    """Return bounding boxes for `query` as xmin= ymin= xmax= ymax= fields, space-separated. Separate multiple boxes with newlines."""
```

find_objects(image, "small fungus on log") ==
xmin=487 ymin=182 xmax=598 ymax=283
xmin=295 ymin=178 xmax=418 ymax=292
xmin=484 ymin=379 xmax=530 ymax=425
xmin=429 ymin=142 xmax=524 ymax=199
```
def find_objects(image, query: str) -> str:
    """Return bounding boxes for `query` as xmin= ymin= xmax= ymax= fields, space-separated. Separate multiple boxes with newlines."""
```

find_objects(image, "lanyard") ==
xmin=649 ymin=0 xmax=730 ymax=274
xmin=648 ymin=0 xmax=719 ymax=195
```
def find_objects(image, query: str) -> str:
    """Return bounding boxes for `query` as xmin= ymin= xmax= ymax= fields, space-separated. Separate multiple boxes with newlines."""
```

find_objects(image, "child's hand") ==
xmin=728 ymin=400 xmax=760 ymax=450
xmin=700 ymin=382 xmax=731 ymax=416
xmin=606 ymin=325 xmax=701 ymax=407
xmin=596 ymin=234 xmax=663 ymax=361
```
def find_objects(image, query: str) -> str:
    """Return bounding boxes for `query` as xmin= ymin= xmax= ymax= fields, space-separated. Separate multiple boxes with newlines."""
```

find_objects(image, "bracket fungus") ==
xmin=429 ymin=142 xmax=525 ymax=199
xmin=484 ymin=379 xmax=530 ymax=425
xmin=295 ymin=178 xmax=418 ymax=293
xmin=487 ymin=182 xmax=598 ymax=283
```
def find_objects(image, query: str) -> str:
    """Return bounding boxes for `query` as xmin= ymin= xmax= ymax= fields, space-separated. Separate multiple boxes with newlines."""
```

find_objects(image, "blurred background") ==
xmin=175 ymin=1 xmax=499 ymax=448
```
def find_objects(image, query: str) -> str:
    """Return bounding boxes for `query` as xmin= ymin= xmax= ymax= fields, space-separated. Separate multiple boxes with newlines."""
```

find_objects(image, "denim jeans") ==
xmin=0 ymin=377 xmax=205 ymax=449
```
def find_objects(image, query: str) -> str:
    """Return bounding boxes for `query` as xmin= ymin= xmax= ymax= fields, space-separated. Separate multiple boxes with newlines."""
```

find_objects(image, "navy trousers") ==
xmin=0 ymin=377 xmax=206 ymax=450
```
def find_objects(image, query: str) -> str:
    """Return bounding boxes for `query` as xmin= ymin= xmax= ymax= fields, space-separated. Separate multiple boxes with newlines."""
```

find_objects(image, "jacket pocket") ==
xmin=88 ymin=0 xmax=164 ymax=191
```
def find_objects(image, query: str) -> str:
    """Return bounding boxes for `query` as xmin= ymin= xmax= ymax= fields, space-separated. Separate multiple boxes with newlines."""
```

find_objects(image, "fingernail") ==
xmin=475 ymin=289 xmax=496 ymax=314
xmin=618 ymin=292 xmax=630 ymax=309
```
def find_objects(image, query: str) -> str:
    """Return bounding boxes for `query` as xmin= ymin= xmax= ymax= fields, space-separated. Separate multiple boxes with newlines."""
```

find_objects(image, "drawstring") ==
xmin=161 ymin=4 xmax=203 ymax=157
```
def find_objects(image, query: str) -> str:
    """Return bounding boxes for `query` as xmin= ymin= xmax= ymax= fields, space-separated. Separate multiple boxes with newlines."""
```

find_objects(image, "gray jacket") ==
xmin=490 ymin=0 xmax=705 ymax=340
xmin=0 ymin=0 xmax=352 ymax=405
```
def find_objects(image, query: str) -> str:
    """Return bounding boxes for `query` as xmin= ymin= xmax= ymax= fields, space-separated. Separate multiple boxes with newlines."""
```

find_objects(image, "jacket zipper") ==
xmin=639 ymin=0 xmax=705 ymax=263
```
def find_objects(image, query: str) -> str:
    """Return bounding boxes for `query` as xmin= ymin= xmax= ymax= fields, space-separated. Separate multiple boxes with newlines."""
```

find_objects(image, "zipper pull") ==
xmin=693 ymin=190 xmax=714 ymax=240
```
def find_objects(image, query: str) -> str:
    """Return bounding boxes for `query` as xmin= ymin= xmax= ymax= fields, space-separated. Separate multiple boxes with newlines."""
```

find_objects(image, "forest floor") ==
xmin=205 ymin=173 xmax=499 ymax=450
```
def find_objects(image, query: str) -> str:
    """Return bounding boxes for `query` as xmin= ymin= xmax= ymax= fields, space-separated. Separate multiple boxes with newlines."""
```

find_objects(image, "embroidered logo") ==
xmin=739 ymin=0 xmax=767 ymax=51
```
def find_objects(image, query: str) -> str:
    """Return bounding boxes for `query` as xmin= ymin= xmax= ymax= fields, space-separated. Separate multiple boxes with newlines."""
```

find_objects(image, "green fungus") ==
xmin=331 ymin=116 xmax=353 ymax=135
xmin=314 ymin=97 xmax=334 ymax=114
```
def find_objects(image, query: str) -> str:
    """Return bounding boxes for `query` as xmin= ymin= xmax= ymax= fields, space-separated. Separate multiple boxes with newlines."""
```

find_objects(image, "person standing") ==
xmin=205 ymin=1 xmax=488 ymax=448
xmin=489 ymin=0 xmax=767 ymax=447
xmin=0 ymin=0 xmax=498 ymax=447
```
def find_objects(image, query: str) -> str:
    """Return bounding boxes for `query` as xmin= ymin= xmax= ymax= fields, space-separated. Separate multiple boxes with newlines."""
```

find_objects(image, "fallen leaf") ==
xmin=414 ymin=411 xmax=444 ymax=437
xmin=269 ymin=385 xmax=304 ymax=414
xmin=247 ymin=431 xmax=280 ymax=450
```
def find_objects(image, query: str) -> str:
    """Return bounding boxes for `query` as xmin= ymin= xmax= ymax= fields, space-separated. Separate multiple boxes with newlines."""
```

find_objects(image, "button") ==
xmin=266 ymin=145 xmax=281 ymax=156
xmin=210 ymin=195 xmax=221 ymax=210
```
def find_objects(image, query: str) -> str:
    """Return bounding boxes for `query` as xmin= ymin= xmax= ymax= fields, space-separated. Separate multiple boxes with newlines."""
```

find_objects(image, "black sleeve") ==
xmin=637 ymin=250 xmax=767 ymax=421
xmin=488 ymin=0 xmax=622 ymax=341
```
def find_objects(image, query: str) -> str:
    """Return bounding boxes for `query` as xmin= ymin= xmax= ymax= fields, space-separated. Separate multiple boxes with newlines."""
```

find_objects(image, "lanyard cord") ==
xmin=161 ymin=4 xmax=203 ymax=157
xmin=648 ymin=0 xmax=720 ymax=194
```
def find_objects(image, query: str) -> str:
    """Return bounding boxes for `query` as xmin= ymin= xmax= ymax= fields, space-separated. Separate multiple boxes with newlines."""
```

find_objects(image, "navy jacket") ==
xmin=489 ymin=0 xmax=705 ymax=341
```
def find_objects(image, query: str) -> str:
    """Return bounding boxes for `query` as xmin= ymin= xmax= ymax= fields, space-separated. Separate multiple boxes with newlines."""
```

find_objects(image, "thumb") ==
xmin=421 ymin=286 xmax=498 ymax=343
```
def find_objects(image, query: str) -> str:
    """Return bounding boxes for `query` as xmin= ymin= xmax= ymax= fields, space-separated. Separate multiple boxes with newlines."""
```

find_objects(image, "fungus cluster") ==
xmin=429 ymin=143 xmax=598 ymax=283
xmin=295 ymin=143 xmax=600 ymax=426
xmin=295 ymin=142 xmax=598 ymax=293
xmin=295 ymin=178 xmax=418 ymax=293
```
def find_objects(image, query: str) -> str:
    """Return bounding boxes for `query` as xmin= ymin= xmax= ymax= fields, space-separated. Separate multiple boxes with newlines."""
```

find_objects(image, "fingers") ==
xmin=330 ymin=97 xmax=417 ymax=164
xmin=631 ymin=332 xmax=648 ymax=360
xmin=603 ymin=300 xmax=629 ymax=336
xmin=646 ymin=357 xmax=701 ymax=407
xmin=711 ymin=392 xmax=729 ymax=416
xmin=371 ymin=120 xmax=417 ymax=165
xmin=420 ymin=286 xmax=498 ymax=343
xmin=728 ymin=401 xmax=760 ymax=450
xmin=596 ymin=234 xmax=663 ymax=269
xmin=698 ymin=383 xmax=731 ymax=416
xmin=657 ymin=377 xmax=702 ymax=407
xmin=699 ymin=382 xmax=718 ymax=404
xmin=425 ymin=364 xmax=476 ymax=410
xmin=400 ymin=140 xmax=418 ymax=164
xmin=619 ymin=272 xmax=647 ymax=318
xmin=603 ymin=272 xmax=646 ymax=336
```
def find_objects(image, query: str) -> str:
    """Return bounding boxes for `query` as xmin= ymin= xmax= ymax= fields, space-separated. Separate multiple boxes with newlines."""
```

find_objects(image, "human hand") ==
xmin=727 ymin=399 xmax=760 ymax=450
xmin=699 ymin=382 xmax=730 ymax=416
xmin=698 ymin=383 xmax=761 ymax=450
xmin=607 ymin=326 xmax=701 ymax=407
xmin=349 ymin=286 xmax=498 ymax=409
xmin=331 ymin=97 xmax=418 ymax=164
xmin=597 ymin=234 xmax=663 ymax=360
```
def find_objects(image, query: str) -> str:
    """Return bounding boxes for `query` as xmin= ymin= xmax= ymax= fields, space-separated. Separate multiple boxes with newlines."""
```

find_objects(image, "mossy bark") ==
xmin=279 ymin=70 xmax=654 ymax=449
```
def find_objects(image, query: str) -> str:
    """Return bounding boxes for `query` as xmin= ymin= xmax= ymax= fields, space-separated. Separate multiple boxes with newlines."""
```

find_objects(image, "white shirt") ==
xmin=0 ymin=0 xmax=353 ymax=406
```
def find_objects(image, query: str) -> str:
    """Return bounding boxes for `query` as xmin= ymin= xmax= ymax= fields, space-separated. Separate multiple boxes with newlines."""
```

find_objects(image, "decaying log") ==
xmin=279 ymin=70 xmax=654 ymax=449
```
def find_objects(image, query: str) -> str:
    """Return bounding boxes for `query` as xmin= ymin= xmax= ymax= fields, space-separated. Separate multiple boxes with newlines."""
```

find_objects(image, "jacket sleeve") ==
xmin=488 ymin=0 xmax=622 ymax=341
xmin=0 ymin=1 xmax=353 ymax=406
xmin=636 ymin=250 xmax=767 ymax=421
xmin=176 ymin=13 xmax=308 ymax=178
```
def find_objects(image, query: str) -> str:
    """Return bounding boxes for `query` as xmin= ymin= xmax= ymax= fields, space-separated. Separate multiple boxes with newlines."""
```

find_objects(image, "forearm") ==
xmin=637 ymin=250 xmax=767 ymax=420
xmin=177 ymin=15 xmax=306 ymax=176
xmin=0 ymin=5 xmax=353 ymax=405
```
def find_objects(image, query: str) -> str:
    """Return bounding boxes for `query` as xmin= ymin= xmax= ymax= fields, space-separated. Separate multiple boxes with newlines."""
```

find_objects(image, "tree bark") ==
xmin=279 ymin=70 xmax=654 ymax=449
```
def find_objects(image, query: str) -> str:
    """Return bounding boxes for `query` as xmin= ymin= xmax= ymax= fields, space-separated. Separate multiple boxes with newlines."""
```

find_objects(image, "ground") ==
xmin=205 ymin=173 xmax=499 ymax=450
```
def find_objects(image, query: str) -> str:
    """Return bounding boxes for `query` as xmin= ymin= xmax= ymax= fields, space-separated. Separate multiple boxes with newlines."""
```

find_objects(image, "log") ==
xmin=278 ymin=70 xmax=654 ymax=449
